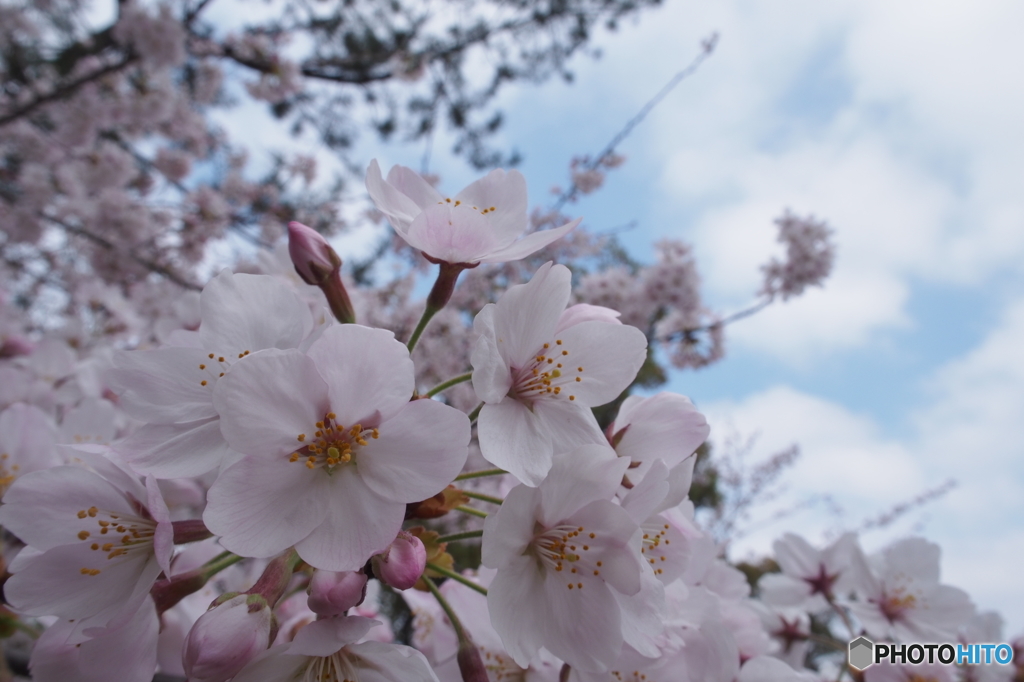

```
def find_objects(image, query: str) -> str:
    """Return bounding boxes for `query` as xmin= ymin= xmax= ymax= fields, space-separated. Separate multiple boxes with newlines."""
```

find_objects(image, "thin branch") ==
xmin=0 ymin=54 xmax=138 ymax=128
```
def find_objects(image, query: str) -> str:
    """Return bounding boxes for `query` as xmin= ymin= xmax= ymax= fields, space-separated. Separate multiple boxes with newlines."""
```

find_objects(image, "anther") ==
xmin=208 ymin=353 xmax=214 ymax=359
xmin=77 ymin=531 xmax=90 ymax=540
xmin=297 ymin=434 xmax=306 ymax=442
xmin=199 ymin=364 xmax=206 ymax=369
xmin=218 ymin=357 xmax=225 ymax=362
xmin=87 ymin=507 xmax=98 ymax=517
xmin=201 ymin=380 xmax=207 ymax=386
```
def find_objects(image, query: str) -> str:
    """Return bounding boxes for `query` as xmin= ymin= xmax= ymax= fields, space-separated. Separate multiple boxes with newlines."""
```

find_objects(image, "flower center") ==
xmin=0 ymin=453 xmax=21 ymax=495
xmin=304 ymin=650 xmax=359 ymax=682
xmin=289 ymin=412 xmax=378 ymax=473
xmin=481 ymin=645 xmax=527 ymax=682
xmin=510 ymin=340 xmax=583 ymax=406
xmin=195 ymin=350 xmax=251 ymax=388
xmin=75 ymin=505 xmax=156 ymax=576
xmin=878 ymin=585 xmax=918 ymax=621
xmin=530 ymin=522 xmax=602 ymax=591
xmin=639 ymin=521 xmax=672 ymax=577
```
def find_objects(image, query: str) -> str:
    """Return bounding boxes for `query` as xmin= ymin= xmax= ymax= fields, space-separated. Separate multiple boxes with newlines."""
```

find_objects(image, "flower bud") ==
xmin=457 ymin=639 xmax=490 ymax=682
xmin=371 ymin=531 xmax=426 ymax=590
xmin=182 ymin=594 xmax=273 ymax=682
xmin=287 ymin=221 xmax=342 ymax=285
xmin=307 ymin=569 xmax=368 ymax=617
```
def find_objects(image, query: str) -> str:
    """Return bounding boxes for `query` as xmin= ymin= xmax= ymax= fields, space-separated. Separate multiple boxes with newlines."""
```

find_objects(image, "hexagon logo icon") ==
xmin=849 ymin=636 xmax=874 ymax=670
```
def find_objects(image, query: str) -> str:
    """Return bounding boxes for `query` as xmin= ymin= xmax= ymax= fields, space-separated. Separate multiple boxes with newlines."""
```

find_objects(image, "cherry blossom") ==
xmin=472 ymin=262 xmax=648 ymax=485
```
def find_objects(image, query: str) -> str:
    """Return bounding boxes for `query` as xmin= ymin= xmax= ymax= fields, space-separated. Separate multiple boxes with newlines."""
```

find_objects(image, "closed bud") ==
xmin=371 ymin=530 xmax=426 ymax=590
xmin=307 ymin=569 xmax=368 ymax=617
xmin=457 ymin=638 xmax=490 ymax=682
xmin=287 ymin=221 xmax=342 ymax=285
xmin=182 ymin=594 xmax=273 ymax=682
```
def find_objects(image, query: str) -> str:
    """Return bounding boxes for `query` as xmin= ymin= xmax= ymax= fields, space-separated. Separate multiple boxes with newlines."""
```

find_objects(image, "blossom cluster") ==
xmin=0 ymin=162 xmax=1014 ymax=682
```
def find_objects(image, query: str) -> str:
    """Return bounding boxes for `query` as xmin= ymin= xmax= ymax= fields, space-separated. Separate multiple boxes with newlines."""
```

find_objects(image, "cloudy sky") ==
xmin=208 ymin=0 xmax=1024 ymax=633
xmin=466 ymin=0 xmax=1024 ymax=632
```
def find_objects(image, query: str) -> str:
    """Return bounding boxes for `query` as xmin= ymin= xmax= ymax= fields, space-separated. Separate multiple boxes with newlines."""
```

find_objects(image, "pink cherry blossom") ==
xmin=472 ymin=262 xmax=648 ymax=485
xmin=366 ymin=160 xmax=580 ymax=265
xmin=203 ymin=324 xmax=470 ymax=570
xmin=482 ymin=446 xmax=651 ymax=672
xmin=182 ymin=594 xmax=275 ymax=682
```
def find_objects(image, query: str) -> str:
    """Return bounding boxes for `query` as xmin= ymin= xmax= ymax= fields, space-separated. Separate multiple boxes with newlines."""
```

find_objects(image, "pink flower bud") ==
xmin=307 ymin=569 xmax=368 ymax=617
xmin=182 ymin=594 xmax=274 ymax=682
xmin=371 ymin=531 xmax=426 ymax=590
xmin=287 ymin=221 xmax=341 ymax=285
xmin=457 ymin=639 xmax=490 ymax=682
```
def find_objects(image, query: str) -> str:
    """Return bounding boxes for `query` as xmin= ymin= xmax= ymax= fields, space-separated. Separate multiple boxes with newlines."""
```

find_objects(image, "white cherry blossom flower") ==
xmin=366 ymin=160 xmax=579 ymax=265
xmin=203 ymin=324 xmax=470 ymax=571
xmin=0 ymin=461 xmax=172 ymax=628
xmin=482 ymin=446 xmax=651 ymax=672
xmin=108 ymin=269 xmax=315 ymax=478
xmin=472 ymin=262 xmax=647 ymax=485
xmin=232 ymin=616 xmax=439 ymax=682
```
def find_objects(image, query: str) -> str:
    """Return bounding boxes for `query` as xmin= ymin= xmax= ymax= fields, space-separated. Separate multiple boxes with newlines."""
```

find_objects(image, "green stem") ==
xmin=426 ymin=372 xmax=473 ymax=397
xmin=437 ymin=530 xmax=485 ymax=543
xmin=454 ymin=468 xmax=507 ymax=482
xmin=422 ymin=575 xmax=466 ymax=641
xmin=463 ymin=491 xmax=503 ymax=505
xmin=467 ymin=402 xmax=483 ymax=423
xmin=407 ymin=305 xmax=440 ymax=352
xmin=200 ymin=551 xmax=245 ymax=579
xmin=426 ymin=563 xmax=489 ymax=597
xmin=455 ymin=505 xmax=488 ymax=518
xmin=0 ymin=617 xmax=41 ymax=640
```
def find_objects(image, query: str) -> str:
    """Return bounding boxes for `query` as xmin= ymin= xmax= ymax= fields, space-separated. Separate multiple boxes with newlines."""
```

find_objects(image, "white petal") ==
xmin=204 ymin=455 xmax=331 ymax=558
xmin=492 ymin=262 xmax=570 ymax=367
xmin=366 ymin=159 xmax=422 ymax=232
xmin=345 ymin=641 xmax=441 ymax=682
xmin=115 ymin=418 xmax=230 ymax=478
xmin=294 ymin=467 xmax=405 ymax=571
xmin=230 ymin=646 xmax=308 ymax=682
xmin=0 ymin=402 xmax=58 ymax=466
xmin=288 ymin=616 xmax=376 ymax=656
xmin=108 ymin=347 xmax=216 ymax=423
xmin=538 ymin=565 xmax=622 ymax=672
xmin=488 ymin=555 xmax=549 ymax=668
xmin=470 ymin=305 xmax=511 ymax=403
xmin=614 ymin=392 xmax=709 ymax=469
xmin=213 ymin=349 xmax=329 ymax=459
xmin=386 ymin=164 xmax=445 ymax=210
xmin=405 ymin=203 xmax=501 ymax=263
xmin=538 ymin=447 xmax=626 ymax=525
xmin=306 ymin=325 xmax=413 ymax=425
xmin=477 ymin=400 xmax=552 ymax=486
xmin=478 ymin=219 xmax=581 ymax=264
xmin=199 ymin=270 xmax=313 ymax=355
xmin=549 ymin=320 xmax=647 ymax=406
xmin=554 ymin=303 xmax=621 ymax=334
xmin=358 ymin=399 xmax=469 ymax=502
xmin=481 ymin=484 xmax=541 ymax=569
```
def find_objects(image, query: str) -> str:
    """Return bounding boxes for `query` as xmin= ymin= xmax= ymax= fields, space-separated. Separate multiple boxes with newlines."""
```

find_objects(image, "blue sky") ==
xmin=210 ymin=0 xmax=1024 ymax=632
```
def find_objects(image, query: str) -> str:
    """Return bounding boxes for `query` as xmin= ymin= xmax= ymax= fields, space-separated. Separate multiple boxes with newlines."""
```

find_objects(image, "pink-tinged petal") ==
xmin=59 ymin=398 xmax=117 ymax=445
xmin=554 ymin=303 xmax=621 ymax=335
xmin=478 ymin=218 xmax=581 ymax=264
xmin=619 ymin=460 xmax=671 ymax=523
xmin=539 ymin=566 xmax=622 ymax=672
xmin=344 ymin=641 xmax=441 ymax=682
xmin=204 ymin=455 xmax=331 ymax=558
xmin=199 ymin=270 xmax=313 ymax=355
xmin=614 ymin=392 xmax=709 ymax=469
xmin=566 ymin=500 xmax=643 ymax=597
xmin=5 ymin=542 xmax=161 ymax=622
xmin=145 ymin=476 xmax=173 ymax=576
xmin=453 ymin=168 xmax=528 ymax=246
xmin=639 ymin=515 xmax=690 ymax=586
xmin=306 ymin=325 xmax=413 ymax=425
xmin=213 ymin=349 xmax=330 ymax=459
xmin=548 ymin=320 xmax=647 ymax=406
xmin=0 ymin=466 xmax=135 ymax=549
xmin=481 ymin=484 xmax=541 ymax=569
xmin=488 ymin=555 xmax=549 ymax=668
xmin=615 ymin=570 xmax=666 ymax=657
xmin=477 ymin=400 xmax=552 ymax=486
xmin=0 ymin=402 xmax=58 ymax=467
xmin=294 ymin=467 xmax=405 ymax=571
xmin=385 ymin=163 xmax=445 ymax=210
xmin=115 ymin=418 xmax=231 ymax=479
xmin=470 ymin=305 xmax=511 ymax=403
xmin=773 ymin=534 xmax=821 ymax=579
xmin=531 ymin=399 xmax=608 ymax=461
xmin=288 ymin=616 xmax=376 ymax=657
xmin=405 ymin=203 xmax=502 ymax=263
xmin=657 ymin=456 xmax=698 ymax=511
xmin=759 ymin=574 xmax=812 ymax=607
xmin=108 ymin=347 xmax=216 ymax=423
xmin=882 ymin=537 xmax=940 ymax=587
xmin=31 ymin=597 xmax=159 ymax=682
xmin=537 ymin=447 xmax=625 ymax=526
xmin=492 ymin=262 xmax=570 ymax=367
xmin=231 ymin=646 xmax=308 ymax=682
xmin=366 ymin=160 xmax=423 ymax=232
xmin=359 ymin=399 xmax=469 ymax=502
